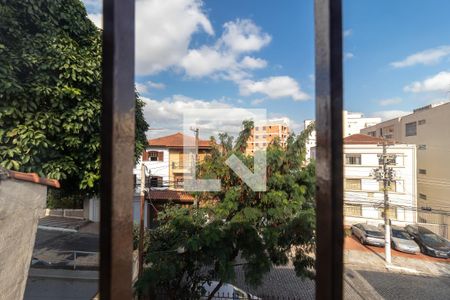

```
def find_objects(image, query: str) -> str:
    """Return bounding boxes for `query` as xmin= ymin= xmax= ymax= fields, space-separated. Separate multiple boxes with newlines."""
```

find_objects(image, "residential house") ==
xmin=361 ymin=102 xmax=450 ymax=224
xmin=132 ymin=132 xmax=212 ymax=227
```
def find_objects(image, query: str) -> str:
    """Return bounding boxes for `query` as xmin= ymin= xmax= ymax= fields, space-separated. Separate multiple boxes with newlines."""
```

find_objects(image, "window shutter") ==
xmin=142 ymin=151 xmax=149 ymax=161
xmin=158 ymin=151 xmax=164 ymax=161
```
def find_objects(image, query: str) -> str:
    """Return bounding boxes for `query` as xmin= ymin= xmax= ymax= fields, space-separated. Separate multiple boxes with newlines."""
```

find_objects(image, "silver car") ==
xmin=351 ymin=223 xmax=385 ymax=247
xmin=389 ymin=226 xmax=420 ymax=254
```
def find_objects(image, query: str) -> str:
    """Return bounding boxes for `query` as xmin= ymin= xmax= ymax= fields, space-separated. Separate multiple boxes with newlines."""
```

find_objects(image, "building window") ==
xmin=344 ymin=204 xmax=362 ymax=217
xmin=174 ymin=177 xmax=184 ymax=189
xmin=405 ymin=122 xmax=417 ymax=137
xmin=379 ymin=181 xmax=396 ymax=192
xmin=345 ymin=179 xmax=361 ymax=191
xmin=419 ymin=193 xmax=427 ymax=200
xmin=146 ymin=176 xmax=163 ymax=188
xmin=368 ymin=131 xmax=376 ymax=137
xmin=149 ymin=151 xmax=164 ymax=161
xmin=418 ymin=144 xmax=427 ymax=150
xmin=255 ymin=127 xmax=259 ymax=131
xmin=418 ymin=119 xmax=426 ymax=125
xmin=345 ymin=154 xmax=361 ymax=165
xmin=262 ymin=126 xmax=266 ymax=130
xmin=419 ymin=169 xmax=427 ymax=175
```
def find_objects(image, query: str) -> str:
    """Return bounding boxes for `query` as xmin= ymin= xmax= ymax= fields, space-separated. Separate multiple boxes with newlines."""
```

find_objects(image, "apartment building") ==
xmin=246 ymin=120 xmax=290 ymax=155
xmin=305 ymin=111 xmax=381 ymax=161
xmin=361 ymin=102 xmax=450 ymax=220
xmin=342 ymin=134 xmax=417 ymax=225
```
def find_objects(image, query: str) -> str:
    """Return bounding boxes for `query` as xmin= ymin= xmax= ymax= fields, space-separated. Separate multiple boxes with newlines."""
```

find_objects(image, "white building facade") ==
xmin=304 ymin=111 xmax=381 ymax=162
xmin=361 ymin=102 xmax=450 ymax=219
xmin=343 ymin=134 xmax=417 ymax=226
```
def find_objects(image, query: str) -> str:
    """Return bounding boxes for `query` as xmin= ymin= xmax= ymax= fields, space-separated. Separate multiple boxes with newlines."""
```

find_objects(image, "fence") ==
xmin=146 ymin=292 xmax=305 ymax=300
xmin=32 ymin=250 xmax=98 ymax=270
xmin=45 ymin=208 xmax=85 ymax=219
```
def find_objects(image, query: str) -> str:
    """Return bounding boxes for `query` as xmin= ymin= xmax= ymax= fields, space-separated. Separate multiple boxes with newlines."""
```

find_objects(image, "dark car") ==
xmin=351 ymin=223 xmax=385 ymax=247
xmin=405 ymin=225 xmax=450 ymax=258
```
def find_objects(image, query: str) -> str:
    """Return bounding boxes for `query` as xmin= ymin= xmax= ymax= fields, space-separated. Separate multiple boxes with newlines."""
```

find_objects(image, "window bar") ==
xmin=100 ymin=0 xmax=135 ymax=299
xmin=314 ymin=0 xmax=344 ymax=299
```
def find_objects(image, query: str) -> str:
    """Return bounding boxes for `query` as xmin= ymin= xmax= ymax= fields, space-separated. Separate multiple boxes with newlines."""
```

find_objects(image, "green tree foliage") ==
xmin=0 ymin=0 xmax=149 ymax=199
xmin=136 ymin=122 xmax=316 ymax=299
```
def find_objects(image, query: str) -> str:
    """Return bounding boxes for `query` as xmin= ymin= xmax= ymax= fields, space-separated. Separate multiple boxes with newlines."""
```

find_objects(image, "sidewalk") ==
xmin=345 ymin=237 xmax=450 ymax=277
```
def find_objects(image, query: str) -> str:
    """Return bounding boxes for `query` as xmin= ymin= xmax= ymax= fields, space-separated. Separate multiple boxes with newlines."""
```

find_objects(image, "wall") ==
xmin=0 ymin=179 xmax=47 ymax=300
xmin=361 ymin=102 xmax=450 ymax=219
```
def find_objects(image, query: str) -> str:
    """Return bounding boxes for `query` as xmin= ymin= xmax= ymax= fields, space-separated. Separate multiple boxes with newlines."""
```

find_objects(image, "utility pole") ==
xmin=138 ymin=161 xmax=147 ymax=277
xmin=190 ymin=127 xmax=199 ymax=208
xmin=372 ymin=140 xmax=396 ymax=265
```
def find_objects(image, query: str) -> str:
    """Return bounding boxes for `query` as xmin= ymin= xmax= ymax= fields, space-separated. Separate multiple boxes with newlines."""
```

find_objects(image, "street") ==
xmin=358 ymin=270 xmax=450 ymax=300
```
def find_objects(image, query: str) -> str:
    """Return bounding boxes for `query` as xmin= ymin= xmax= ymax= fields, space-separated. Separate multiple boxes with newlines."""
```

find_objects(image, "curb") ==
xmin=29 ymin=268 xmax=99 ymax=280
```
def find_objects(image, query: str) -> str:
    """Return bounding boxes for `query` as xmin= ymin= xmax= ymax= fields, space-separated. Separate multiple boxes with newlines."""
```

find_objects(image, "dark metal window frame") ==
xmin=100 ymin=0 xmax=343 ymax=299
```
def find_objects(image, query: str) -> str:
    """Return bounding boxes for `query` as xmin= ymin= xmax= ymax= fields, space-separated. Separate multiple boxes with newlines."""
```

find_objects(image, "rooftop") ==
xmin=344 ymin=134 xmax=385 ymax=145
xmin=3 ymin=169 xmax=60 ymax=188
xmin=148 ymin=132 xmax=211 ymax=149
xmin=147 ymin=190 xmax=195 ymax=202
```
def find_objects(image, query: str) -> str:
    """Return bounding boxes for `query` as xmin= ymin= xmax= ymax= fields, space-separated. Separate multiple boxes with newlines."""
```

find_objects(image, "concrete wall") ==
xmin=0 ymin=179 xmax=47 ymax=300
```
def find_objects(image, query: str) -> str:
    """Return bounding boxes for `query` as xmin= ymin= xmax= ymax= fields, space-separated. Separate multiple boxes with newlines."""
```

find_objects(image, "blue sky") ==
xmin=83 ymin=0 xmax=450 ymax=137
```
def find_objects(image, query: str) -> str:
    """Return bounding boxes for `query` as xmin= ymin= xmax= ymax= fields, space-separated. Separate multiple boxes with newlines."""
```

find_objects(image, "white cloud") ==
xmin=239 ymin=76 xmax=310 ymax=101
xmin=378 ymin=97 xmax=402 ymax=106
xmin=142 ymin=95 xmax=265 ymax=138
xmin=88 ymin=13 xmax=102 ymax=28
xmin=179 ymin=19 xmax=271 ymax=79
xmin=147 ymin=81 xmax=166 ymax=89
xmin=136 ymin=80 xmax=166 ymax=94
xmin=390 ymin=46 xmax=450 ymax=68
xmin=343 ymin=29 xmax=352 ymax=37
xmin=370 ymin=110 xmax=411 ymax=121
xmin=181 ymin=46 xmax=236 ymax=77
xmin=404 ymin=71 xmax=450 ymax=93
xmin=220 ymin=19 xmax=271 ymax=53
xmin=344 ymin=52 xmax=354 ymax=60
xmin=135 ymin=0 xmax=214 ymax=75
xmin=240 ymin=56 xmax=267 ymax=69
xmin=251 ymin=98 xmax=265 ymax=106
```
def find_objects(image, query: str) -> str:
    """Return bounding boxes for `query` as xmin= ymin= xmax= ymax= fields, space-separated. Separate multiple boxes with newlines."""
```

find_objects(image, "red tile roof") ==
xmin=7 ymin=170 xmax=60 ymax=188
xmin=147 ymin=190 xmax=195 ymax=203
xmin=148 ymin=132 xmax=211 ymax=149
xmin=344 ymin=134 xmax=385 ymax=145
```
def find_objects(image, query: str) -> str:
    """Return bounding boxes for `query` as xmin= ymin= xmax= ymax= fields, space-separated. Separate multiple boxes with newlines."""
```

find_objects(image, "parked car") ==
xmin=351 ymin=223 xmax=385 ymax=247
xmin=379 ymin=225 xmax=420 ymax=254
xmin=405 ymin=225 xmax=450 ymax=258
xmin=201 ymin=281 xmax=261 ymax=300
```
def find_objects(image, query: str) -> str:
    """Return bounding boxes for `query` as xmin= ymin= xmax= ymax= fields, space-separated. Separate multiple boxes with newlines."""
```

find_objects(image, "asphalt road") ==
xmin=24 ymin=277 xmax=98 ymax=300
xmin=358 ymin=270 xmax=450 ymax=300
xmin=34 ymin=229 xmax=99 ymax=252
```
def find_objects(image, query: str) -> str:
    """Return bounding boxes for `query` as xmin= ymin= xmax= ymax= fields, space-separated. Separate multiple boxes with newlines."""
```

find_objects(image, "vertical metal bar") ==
xmin=314 ymin=0 xmax=343 ymax=299
xmin=101 ymin=0 xmax=135 ymax=299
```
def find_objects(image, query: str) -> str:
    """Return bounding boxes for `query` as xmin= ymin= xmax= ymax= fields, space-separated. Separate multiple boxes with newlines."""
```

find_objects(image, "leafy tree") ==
xmin=0 ymin=0 xmax=149 ymax=202
xmin=136 ymin=122 xmax=316 ymax=299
